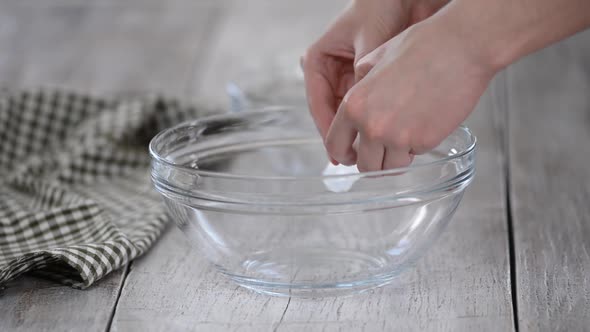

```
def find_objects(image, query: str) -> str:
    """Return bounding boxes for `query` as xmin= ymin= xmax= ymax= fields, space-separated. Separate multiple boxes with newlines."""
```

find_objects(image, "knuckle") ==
xmin=387 ymin=128 xmax=411 ymax=149
xmin=342 ymin=89 xmax=367 ymax=123
xmin=353 ymin=59 xmax=373 ymax=81
xmin=303 ymin=45 xmax=316 ymax=58
xmin=363 ymin=122 xmax=385 ymax=142
xmin=302 ymin=47 xmax=319 ymax=68
xmin=354 ymin=43 xmax=386 ymax=78
xmin=415 ymin=131 xmax=440 ymax=153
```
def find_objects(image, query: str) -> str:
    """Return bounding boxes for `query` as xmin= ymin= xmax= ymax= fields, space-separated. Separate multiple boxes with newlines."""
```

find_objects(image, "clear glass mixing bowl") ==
xmin=149 ymin=107 xmax=476 ymax=297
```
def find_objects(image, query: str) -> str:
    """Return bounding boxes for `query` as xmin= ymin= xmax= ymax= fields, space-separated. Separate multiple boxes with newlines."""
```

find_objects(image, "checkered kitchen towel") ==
xmin=0 ymin=89 xmax=209 ymax=289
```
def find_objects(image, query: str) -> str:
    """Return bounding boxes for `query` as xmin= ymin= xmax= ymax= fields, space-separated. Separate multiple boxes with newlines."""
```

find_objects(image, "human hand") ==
xmin=301 ymin=0 xmax=449 ymax=164
xmin=326 ymin=19 xmax=498 ymax=171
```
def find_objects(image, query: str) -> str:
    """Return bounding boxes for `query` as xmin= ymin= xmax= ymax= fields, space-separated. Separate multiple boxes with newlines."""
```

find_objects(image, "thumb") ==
xmin=353 ymin=31 xmax=388 ymax=83
xmin=354 ymin=39 xmax=387 ymax=83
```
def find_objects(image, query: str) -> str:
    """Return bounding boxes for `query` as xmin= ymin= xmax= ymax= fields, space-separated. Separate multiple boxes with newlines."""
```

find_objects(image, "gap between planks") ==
xmin=494 ymin=69 xmax=520 ymax=332
xmin=106 ymin=264 xmax=132 ymax=332
xmin=104 ymin=3 xmax=229 ymax=331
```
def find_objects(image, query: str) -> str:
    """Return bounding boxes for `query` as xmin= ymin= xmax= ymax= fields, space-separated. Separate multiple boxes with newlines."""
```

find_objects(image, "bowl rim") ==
xmin=149 ymin=107 xmax=477 ymax=181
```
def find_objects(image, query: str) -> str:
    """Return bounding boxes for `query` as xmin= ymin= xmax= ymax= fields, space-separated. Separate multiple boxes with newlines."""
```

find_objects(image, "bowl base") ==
xmin=228 ymin=275 xmax=396 ymax=298
xmin=220 ymin=248 xmax=400 ymax=298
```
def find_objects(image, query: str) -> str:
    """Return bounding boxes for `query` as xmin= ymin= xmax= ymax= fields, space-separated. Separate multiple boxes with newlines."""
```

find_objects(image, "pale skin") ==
xmin=302 ymin=0 xmax=590 ymax=171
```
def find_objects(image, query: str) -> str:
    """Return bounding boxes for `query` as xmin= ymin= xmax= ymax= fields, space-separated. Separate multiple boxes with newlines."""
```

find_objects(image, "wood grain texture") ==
xmin=112 ymin=1 xmax=513 ymax=331
xmin=0 ymin=273 xmax=125 ymax=332
xmin=188 ymin=0 xmax=342 ymax=106
xmin=0 ymin=1 xmax=220 ymax=331
xmin=0 ymin=0 xmax=222 ymax=96
xmin=506 ymin=30 xmax=590 ymax=331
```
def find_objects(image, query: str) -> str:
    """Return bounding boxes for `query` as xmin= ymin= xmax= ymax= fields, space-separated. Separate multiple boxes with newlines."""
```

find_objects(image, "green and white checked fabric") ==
xmin=0 ymin=89 xmax=208 ymax=289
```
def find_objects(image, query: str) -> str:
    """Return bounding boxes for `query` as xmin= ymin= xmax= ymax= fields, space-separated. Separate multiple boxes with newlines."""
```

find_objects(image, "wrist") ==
xmin=435 ymin=0 xmax=590 ymax=74
xmin=400 ymin=14 xmax=502 ymax=88
xmin=403 ymin=0 xmax=451 ymax=24
xmin=427 ymin=1 xmax=518 ymax=73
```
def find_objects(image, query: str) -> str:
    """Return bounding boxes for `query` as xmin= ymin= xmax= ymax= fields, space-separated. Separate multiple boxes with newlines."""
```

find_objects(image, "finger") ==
xmin=329 ymin=157 xmax=339 ymax=165
xmin=353 ymin=34 xmax=388 ymax=83
xmin=325 ymin=102 xmax=358 ymax=166
xmin=301 ymin=54 xmax=337 ymax=141
xmin=382 ymin=147 xmax=413 ymax=170
xmin=354 ymin=56 xmax=374 ymax=83
xmin=356 ymin=134 xmax=385 ymax=172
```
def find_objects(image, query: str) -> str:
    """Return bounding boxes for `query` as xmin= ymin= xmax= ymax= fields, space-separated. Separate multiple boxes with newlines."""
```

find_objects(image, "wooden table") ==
xmin=1 ymin=1 xmax=589 ymax=331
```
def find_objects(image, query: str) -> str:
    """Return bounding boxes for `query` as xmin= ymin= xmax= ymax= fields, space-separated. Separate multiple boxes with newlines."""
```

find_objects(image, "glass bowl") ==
xmin=149 ymin=106 xmax=476 ymax=297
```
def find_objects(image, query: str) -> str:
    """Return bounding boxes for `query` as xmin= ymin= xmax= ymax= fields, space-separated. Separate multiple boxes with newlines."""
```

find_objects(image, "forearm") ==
xmin=432 ymin=0 xmax=590 ymax=70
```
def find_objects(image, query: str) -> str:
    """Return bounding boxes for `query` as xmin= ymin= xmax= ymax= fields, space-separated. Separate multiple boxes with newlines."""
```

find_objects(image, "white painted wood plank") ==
xmin=113 ymin=1 xmax=514 ymax=331
xmin=506 ymin=30 xmax=590 ymax=331
xmin=0 ymin=5 xmax=127 ymax=332
xmin=0 ymin=2 xmax=220 ymax=331
xmin=1 ymin=0 xmax=223 ymax=97
xmin=0 ymin=273 xmax=124 ymax=331
xmin=112 ymin=226 xmax=290 ymax=332
xmin=188 ymin=0 xmax=342 ymax=107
